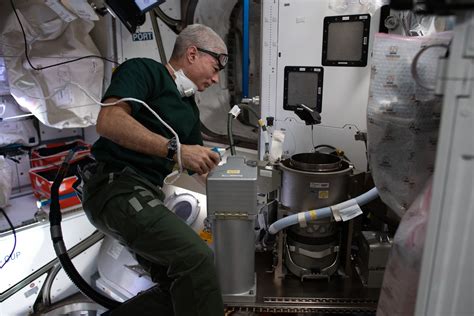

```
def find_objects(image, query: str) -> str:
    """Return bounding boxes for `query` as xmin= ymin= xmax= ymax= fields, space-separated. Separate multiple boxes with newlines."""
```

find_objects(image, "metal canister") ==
xmin=279 ymin=153 xmax=353 ymax=278
xmin=279 ymin=153 xmax=353 ymax=211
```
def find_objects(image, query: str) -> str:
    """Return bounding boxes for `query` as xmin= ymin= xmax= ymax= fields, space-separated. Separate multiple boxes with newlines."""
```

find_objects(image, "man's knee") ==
xmin=194 ymin=242 xmax=215 ymax=266
xmin=178 ymin=241 xmax=216 ymax=275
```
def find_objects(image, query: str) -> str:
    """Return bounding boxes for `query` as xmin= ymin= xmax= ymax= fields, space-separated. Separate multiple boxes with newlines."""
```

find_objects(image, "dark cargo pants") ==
xmin=81 ymin=164 xmax=224 ymax=316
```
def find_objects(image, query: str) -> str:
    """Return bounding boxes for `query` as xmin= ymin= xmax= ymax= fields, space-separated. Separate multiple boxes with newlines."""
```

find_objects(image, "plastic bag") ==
xmin=367 ymin=32 xmax=451 ymax=217
xmin=269 ymin=129 xmax=285 ymax=163
xmin=377 ymin=178 xmax=432 ymax=316
xmin=0 ymin=156 xmax=13 ymax=208
xmin=0 ymin=58 xmax=10 ymax=96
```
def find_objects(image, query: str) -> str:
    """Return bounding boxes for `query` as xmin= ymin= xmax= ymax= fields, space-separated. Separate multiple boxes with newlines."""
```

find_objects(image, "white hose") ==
xmin=267 ymin=187 xmax=379 ymax=234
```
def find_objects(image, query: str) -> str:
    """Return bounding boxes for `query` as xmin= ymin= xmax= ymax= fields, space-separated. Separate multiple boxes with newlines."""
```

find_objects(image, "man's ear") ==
xmin=187 ymin=46 xmax=198 ymax=64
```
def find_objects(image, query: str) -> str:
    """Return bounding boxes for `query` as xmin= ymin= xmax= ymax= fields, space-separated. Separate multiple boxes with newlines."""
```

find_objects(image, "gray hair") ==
xmin=171 ymin=24 xmax=227 ymax=59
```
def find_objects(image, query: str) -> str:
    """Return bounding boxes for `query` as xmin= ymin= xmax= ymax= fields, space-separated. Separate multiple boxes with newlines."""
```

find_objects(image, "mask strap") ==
xmin=167 ymin=63 xmax=176 ymax=75
xmin=167 ymin=63 xmax=175 ymax=72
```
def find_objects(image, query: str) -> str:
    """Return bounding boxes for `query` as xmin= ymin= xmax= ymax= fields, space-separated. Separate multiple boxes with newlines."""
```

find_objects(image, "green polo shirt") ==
xmin=92 ymin=58 xmax=203 ymax=186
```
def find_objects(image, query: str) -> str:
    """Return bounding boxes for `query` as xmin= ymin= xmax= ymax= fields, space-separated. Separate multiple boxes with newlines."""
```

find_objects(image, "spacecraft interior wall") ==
xmin=261 ymin=0 xmax=383 ymax=171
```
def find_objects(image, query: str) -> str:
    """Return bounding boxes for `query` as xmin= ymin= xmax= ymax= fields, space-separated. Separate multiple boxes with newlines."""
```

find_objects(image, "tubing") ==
xmin=227 ymin=112 xmax=236 ymax=155
xmin=239 ymin=104 xmax=259 ymax=120
xmin=242 ymin=0 xmax=249 ymax=98
xmin=149 ymin=10 xmax=167 ymax=63
xmin=49 ymin=148 xmax=120 ymax=310
xmin=267 ymin=187 xmax=379 ymax=234
xmin=228 ymin=104 xmax=269 ymax=155
xmin=354 ymin=187 xmax=379 ymax=205
xmin=239 ymin=105 xmax=270 ymax=154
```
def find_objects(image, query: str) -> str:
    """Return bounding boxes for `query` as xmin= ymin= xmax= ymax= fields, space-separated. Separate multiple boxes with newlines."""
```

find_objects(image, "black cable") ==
xmin=0 ymin=207 xmax=17 ymax=269
xmin=10 ymin=0 xmax=119 ymax=71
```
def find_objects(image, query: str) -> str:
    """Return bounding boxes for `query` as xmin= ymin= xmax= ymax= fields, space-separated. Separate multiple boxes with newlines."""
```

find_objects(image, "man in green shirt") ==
xmin=81 ymin=24 xmax=227 ymax=315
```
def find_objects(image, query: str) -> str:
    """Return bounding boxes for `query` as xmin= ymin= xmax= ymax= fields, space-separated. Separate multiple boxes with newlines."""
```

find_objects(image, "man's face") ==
xmin=185 ymin=46 xmax=226 ymax=91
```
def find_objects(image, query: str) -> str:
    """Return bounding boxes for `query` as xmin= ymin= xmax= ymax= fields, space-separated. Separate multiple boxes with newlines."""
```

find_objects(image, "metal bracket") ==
xmin=212 ymin=212 xmax=254 ymax=220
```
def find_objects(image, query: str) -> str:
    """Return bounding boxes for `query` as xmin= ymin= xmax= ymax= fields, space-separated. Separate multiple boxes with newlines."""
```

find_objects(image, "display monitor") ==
xmin=106 ymin=0 xmax=165 ymax=34
xmin=283 ymin=66 xmax=324 ymax=113
xmin=322 ymin=14 xmax=371 ymax=67
xmin=134 ymin=0 xmax=164 ymax=13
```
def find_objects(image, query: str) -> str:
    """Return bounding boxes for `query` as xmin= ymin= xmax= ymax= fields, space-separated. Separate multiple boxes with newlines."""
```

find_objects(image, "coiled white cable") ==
xmin=73 ymin=82 xmax=184 ymax=184
xmin=11 ymin=81 xmax=184 ymax=184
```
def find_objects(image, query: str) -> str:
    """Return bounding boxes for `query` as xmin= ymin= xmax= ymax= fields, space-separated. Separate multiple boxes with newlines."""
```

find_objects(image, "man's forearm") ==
xmin=96 ymin=99 xmax=221 ymax=175
xmin=96 ymin=101 xmax=169 ymax=158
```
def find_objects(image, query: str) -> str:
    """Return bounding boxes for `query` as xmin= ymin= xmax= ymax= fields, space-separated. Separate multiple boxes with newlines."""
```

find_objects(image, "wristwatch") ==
xmin=166 ymin=137 xmax=177 ymax=161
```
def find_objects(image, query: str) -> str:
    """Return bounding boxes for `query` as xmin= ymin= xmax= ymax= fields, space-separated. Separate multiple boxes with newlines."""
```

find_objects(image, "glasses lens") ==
xmin=218 ymin=54 xmax=228 ymax=68
xmin=197 ymin=47 xmax=228 ymax=69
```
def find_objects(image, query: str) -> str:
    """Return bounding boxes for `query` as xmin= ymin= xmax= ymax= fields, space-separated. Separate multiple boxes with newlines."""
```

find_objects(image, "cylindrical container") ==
xmin=279 ymin=153 xmax=353 ymax=211
xmin=279 ymin=153 xmax=353 ymax=277
xmin=207 ymin=156 xmax=257 ymax=301
xmin=285 ymin=216 xmax=340 ymax=277
xmin=213 ymin=217 xmax=255 ymax=295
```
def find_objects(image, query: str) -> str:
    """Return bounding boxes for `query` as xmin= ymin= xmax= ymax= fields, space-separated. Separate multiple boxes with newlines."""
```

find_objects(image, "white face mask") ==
xmin=168 ymin=64 xmax=198 ymax=98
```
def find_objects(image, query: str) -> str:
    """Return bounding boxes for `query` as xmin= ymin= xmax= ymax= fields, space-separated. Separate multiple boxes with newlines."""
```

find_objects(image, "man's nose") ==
xmin=211 ymin=72 xmax=219 ymax=84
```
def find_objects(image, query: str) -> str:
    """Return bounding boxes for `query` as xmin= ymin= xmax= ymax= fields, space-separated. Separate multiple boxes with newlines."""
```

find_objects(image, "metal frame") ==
xmin=415 ymin=10 xmax=474 ymax=315
xmin=260 ymin=0 xmax=381 ymax=171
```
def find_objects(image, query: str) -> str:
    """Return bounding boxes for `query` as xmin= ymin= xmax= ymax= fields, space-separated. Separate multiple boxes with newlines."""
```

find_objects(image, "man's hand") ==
xmin=180 ymin=145 xmax=220 ymax=175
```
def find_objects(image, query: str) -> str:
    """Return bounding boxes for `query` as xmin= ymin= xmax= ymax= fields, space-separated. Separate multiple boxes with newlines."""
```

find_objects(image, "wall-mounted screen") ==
xmin=322 ymin=14 xmax=371 ymax=67
xmin=283 ymin=66 xmax=324 ymax=113
xmin=106 ymin=0 xmax=165 ymax=34
xmin=134 ymin=0 xmax=164 ymax=13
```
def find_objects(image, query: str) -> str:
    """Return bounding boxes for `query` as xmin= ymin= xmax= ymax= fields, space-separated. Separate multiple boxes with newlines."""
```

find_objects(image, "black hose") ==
xmin=183 ymin=0 xmax=198 ymax=28
xmin=239 ymin=104 xmax=260 ymax=121
xmin=227 ymin=104 xmax=268 ymax=156
xmin=227 ymin=113 xmax=236 ymax=155
xmin=238 ymin=104 xmax=270 ymax=154
xmin=314 ymin=144 xmax=351 ymax=162
xmin=49 ymin=148 xmax=120 ymax=310
xmin=153 ymin=7 xmax=180 ymax=31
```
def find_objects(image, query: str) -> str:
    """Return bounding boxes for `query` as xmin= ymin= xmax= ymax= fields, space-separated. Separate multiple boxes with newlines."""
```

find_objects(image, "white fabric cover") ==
xmin=2 ymin=1 xmax=103 ymax=128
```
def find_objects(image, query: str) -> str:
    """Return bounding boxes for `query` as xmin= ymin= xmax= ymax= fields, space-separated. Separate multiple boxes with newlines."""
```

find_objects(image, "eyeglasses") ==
xmin=196 ymin=47 xmax=228 ymax=70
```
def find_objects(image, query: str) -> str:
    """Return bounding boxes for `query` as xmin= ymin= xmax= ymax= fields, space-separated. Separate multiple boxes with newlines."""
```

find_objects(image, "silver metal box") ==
xmin=207 ymin=156 xmax=258 ymax=216
xmin=207 ymin=156 xmax=258 ymax=303
xmin=356 ymin=231 xmax=392 ymax=288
